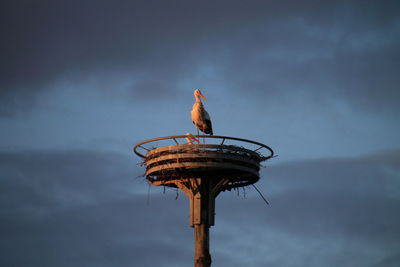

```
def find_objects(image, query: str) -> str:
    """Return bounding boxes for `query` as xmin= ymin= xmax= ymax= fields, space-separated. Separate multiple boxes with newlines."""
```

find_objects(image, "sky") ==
xmin=1 ymin=0 xmax=399 ymax=266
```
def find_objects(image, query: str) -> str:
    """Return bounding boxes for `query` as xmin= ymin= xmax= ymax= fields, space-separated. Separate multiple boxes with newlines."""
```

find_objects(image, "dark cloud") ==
xmin=0 ymin=149 xmax=193 ymax=266
xmin=1 ymin=0 xmax=399 ymax=115
xmin=216 ymin=3 xmax=400 ymax=112
xmin=0 ymin=150 xmax=138 ymax=220
xmin=1 ymin=148 xmax=399 ymax=266
xmin=219 ymin=149 xmax=400 ymax=239
xmin=214 ymin=149 xmax=400 ymax=266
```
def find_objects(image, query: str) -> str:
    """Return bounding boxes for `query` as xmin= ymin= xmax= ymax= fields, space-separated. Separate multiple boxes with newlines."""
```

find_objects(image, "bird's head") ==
xmin=194 ymin=89 xmax=207 ymax=101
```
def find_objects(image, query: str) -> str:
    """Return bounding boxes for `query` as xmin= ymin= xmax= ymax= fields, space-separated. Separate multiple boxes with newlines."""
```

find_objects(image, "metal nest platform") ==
xmin=134 ymin=135 xmax=274 ymax=192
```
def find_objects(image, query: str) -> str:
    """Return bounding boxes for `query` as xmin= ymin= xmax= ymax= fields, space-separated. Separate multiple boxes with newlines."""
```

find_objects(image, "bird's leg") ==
xmin=197 ymin=128 xmax=200 ymax=143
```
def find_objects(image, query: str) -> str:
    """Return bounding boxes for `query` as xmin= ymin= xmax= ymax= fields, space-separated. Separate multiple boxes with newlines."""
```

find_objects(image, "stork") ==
xmin=191 ymin=89 xmax=213 ymax=136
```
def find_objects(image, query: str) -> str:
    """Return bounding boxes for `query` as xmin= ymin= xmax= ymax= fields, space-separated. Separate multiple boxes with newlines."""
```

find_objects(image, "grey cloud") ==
xmin=217 ymin=8 xmax=400 ymax=112
xmin=0 ymin=150 xmax=140 ymax=220
xmin=219 ymin=150 xmax=400 ymax=240
xmin=1 ymin=196 xmax=193 ymax=267
xmin=0 ymin=149 xmax=193 ymax=266
xmin=2 ymin=0 xmax=399 ymax=116
xmin=214 ymin=149 xmax=400 ymax=266
xmin=1 ymin=148 xmax=400 ymax=266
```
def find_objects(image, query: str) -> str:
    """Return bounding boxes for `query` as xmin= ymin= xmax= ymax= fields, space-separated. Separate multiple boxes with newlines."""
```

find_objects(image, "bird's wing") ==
xmin=203 ymin=109 xmax=213 ymax=135
xmin=204 ymin=109 xmax=211 ymax=120
xmin=205 ymin=118 xmax=213 ymax=135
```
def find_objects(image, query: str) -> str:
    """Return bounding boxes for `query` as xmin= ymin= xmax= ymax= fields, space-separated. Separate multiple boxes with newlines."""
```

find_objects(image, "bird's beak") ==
xmin=189 ymin=134 xmax=200 ymax=143
xmin=198 ymin=92 xmax=207 ymax=101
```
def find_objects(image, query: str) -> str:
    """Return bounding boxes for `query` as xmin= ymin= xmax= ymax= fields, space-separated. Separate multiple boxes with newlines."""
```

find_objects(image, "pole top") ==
xmin=133 ymin=135 xmax=274 ymax=190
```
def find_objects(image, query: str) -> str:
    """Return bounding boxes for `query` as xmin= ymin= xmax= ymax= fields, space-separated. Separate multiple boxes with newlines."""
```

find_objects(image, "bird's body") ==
xmin=191 ymin=89 xmax=213 ymax=135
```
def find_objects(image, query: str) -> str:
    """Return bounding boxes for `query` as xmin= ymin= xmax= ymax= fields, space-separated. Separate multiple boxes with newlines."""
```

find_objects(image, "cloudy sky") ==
xmin=1 ymin=0 xmax=399 ymax=266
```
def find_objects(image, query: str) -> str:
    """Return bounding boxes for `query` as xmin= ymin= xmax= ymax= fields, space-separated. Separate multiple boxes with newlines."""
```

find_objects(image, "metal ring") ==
xmin=133 ymin=135 xmax=274 ymax=161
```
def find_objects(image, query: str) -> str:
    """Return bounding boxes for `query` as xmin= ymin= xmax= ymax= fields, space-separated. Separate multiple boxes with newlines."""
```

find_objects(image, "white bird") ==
xmin=191 ymin=89 xmax=213 ymax=135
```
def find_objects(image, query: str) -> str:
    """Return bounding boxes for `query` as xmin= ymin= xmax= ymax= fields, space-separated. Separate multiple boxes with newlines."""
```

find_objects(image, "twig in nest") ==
xmin=252 ymin=184 xmax=269 ymax=205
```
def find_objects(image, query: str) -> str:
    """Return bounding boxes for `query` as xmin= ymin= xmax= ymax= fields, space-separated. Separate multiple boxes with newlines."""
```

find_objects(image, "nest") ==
xmin=144 ymin=143 xmax=262 ymax=191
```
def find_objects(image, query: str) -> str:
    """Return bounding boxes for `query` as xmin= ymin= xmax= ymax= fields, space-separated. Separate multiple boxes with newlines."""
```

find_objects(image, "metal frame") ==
xmin=133 ymin=135 xmax=274 ymax=161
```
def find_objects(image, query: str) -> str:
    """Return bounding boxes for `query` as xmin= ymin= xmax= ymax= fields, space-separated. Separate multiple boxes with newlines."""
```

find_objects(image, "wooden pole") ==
xmin=176 ymin=178 xmax=229 ymax=267
xmin=193 ymin=178 xmax=213 ymax=267
xmin=194 ymin=224 xmax=211 ymax=267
